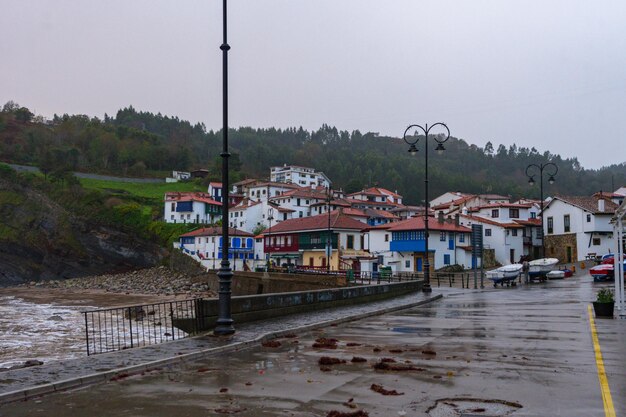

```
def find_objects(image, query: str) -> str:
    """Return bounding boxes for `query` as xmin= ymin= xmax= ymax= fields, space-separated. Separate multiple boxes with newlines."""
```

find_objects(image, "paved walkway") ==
xmin=2 ymin=275 xmax=624 ymax=417
xmin=0 ymin=290 xmax=439 ymax=402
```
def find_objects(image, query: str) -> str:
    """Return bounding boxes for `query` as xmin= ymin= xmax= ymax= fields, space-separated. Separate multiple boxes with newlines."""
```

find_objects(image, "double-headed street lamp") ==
xmin=525 ymin=162 xmax=558 ymax=259
xmin=403 ymin=123 xmax=450 ymax=294
xmin=266 ymin=207 xmax=274 ymax=271
xmin=215 ymin=0 xmax=234 ymax=336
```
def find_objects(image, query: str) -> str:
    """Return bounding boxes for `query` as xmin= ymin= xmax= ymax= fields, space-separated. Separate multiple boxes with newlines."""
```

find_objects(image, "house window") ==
xmin=384 ymin=234 xmax=389 ymax=242
xmin=485 ymin=229 xmax=492 ymax=237
xmin=405 ymin=260 xmax=410 ymax=268
xmin=547 ymin=217 xmax=554 ymax=234
xmin=440 ymin=232 xmax=446 ymax=241
xmin=509 ymin=208 xmax=519 ymax=218
xmin=592 ymin=238 xmax=601 ymax=246
xmin=586 ymin=214 xmax=591 ymax=223
xmin=444 ymin=254 xmax=451 ymax=265
xmin=512 ymin=229 xmax=518 ymax=236
xmin=170 ymin=215 xmax=174 ymax=220
xmin=347 ymin=235 xmax=354 ymax=249
xmin=171 ymin=203 xmax=175 ymax=211
xmin=530 ymin=212 xmax=537 ymax=219
xmin=459 ymin=233 xmax=465 ymax=243
xmin=564 ymin=215 xmax=570 ymax=233
xmin=491 ymin=209 xmax=499 ymax=218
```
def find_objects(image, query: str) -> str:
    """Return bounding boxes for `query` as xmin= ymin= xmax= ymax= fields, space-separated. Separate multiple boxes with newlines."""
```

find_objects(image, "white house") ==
xmin=246 ymin=181 xmax=301 ymax=202
xmin=432 ymin=193 xmax=511 ymax=217
xmin=166 ymin=171 xmax=191 ymax=183
xmin=459 ymin=214 xmax=524 ymax=266
xmin=429 ymin=191 xmax=470 ymax=208
xmin=164 ymin=192 xmax=221 ymax=224
xmin=270 ymin=164 xmax=331 ymax=188
xmin=177 ymin=227 xmax=257 ymax=271
xmin=268 ymin=187 xmax=329 ymax=219
xmin=366 ymin=215 xmax=472 ymax=274
xmin=229 ymin=200 xmax=291 ymax=234
xmin=542 ymin=195 xmax=619 ymax=262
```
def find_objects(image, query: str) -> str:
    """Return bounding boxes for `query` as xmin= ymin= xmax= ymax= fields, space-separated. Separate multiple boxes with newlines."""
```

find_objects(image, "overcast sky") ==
xmin=1 ymin=0 xmax=625 ymax=169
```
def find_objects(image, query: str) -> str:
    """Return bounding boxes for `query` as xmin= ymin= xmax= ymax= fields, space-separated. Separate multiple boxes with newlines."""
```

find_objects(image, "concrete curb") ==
xmin=0 ymin=294 xmax=442 ymax=404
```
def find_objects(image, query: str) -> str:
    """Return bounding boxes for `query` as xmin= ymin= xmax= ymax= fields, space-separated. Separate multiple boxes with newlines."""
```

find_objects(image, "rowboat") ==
xmin=528 ymin=258 xmax=559 ymax=279
xmin=486 ymin=263 xmax=523 ymax=287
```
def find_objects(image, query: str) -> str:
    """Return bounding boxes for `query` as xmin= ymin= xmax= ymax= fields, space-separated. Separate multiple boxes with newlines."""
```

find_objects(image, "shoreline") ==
xmin=0 ymin=287 xmax=215 ymax=309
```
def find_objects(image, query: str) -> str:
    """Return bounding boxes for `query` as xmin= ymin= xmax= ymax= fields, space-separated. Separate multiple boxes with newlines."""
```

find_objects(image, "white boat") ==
xmin=486 ymin=263 xmax=524 ymax=279
xmin=528 ymin=258 xmax=559 ymax=277
xmin=486 ymin=264 xmax=523 ymax=287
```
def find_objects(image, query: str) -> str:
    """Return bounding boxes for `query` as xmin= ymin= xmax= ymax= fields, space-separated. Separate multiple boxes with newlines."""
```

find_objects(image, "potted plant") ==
xmin=593 ymin=288 xmax=615 ymax=318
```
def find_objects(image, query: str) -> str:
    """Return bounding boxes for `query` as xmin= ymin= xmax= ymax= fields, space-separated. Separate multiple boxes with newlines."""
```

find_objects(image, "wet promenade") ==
xmin=1 ymin=276 xmax=624 ymax=417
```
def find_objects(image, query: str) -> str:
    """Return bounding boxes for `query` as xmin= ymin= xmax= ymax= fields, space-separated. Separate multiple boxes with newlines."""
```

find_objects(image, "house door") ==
xmin=566 ymin=246 xmax=572 ymax=263
xmin=415 ymin=256 xmax=423 ymax=272
xmin=510 ymin=249 xmax=515 ymax=264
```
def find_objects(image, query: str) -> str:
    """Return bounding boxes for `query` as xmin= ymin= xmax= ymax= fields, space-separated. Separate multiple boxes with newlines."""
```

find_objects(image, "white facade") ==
xmin=269 ymin=190 xmax=327 ymax=219
xmin=229 ymin=200 xmax=288 ymax=233
xmin=459 ymin=215 xmax=524 ymax=265
xmin=429 ymin=191 xmax=468 ymax=208
xmin=270 ymin=165 xmax=331 ymax=188
xmin=164 ymin=198 xmax=221 ymax=224
xmin=543 ymin=198 xmax=616 ymax=260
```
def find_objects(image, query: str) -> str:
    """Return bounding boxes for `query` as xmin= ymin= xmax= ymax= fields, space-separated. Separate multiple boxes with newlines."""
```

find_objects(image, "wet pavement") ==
xmin=1 ymin=275 xmax=624 ymax=417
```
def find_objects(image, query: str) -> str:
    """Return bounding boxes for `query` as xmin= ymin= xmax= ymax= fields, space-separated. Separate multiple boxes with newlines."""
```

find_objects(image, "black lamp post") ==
xmin=266 ymin=207 xmax=274 ymax=271
xmin=403 ymin=123 xmax=450 ymax=294
xmin=525 ymin=162 xmax=558 ymax=259
xmin=214 ymin=0 xmax=234 ymax=336
xmin=326 ymin=187 xmax=333 ymax=273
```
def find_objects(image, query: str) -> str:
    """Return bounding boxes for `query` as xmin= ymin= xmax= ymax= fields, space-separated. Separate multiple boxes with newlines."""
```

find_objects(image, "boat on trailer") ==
xmin=486 ymin=263 xmax=523 ymax=287
xmin=528 ymin=258 xmax=559 ymax=280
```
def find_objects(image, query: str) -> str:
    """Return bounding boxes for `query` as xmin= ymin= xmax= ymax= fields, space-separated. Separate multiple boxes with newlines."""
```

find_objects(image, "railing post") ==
xmin=170 ymin=302 xmax=175 ymax=339
xmin=128 ymin=307 xmax=134 ymax=348
xmin=84 ymin=312 xmax=90 ymax=356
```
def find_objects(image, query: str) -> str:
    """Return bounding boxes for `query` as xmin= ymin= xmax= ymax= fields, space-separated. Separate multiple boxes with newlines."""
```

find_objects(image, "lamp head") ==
xmin=528 ymin=176 xmax=535 ymax=186
xmin=548 ymin=175 xmax=555 ymax=185
xmin=408 ymin=144 xmax=418 ymax=156
xmin=435 ymin=143 xmax=446 ymax=155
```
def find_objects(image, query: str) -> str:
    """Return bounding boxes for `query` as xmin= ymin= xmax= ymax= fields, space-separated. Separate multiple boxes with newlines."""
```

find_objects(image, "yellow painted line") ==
xmin=588 ymin=304 xmax=616 ymax=417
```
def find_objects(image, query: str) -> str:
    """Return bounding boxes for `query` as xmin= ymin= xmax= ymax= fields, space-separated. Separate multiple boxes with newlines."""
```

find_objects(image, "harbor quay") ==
xmin=1 ymin=275 xmax=624 ymax=417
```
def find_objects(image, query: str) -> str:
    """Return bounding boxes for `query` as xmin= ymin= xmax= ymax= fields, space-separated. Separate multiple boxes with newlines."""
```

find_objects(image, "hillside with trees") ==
xmin=1 ymin=101 xmax=624 ymax=204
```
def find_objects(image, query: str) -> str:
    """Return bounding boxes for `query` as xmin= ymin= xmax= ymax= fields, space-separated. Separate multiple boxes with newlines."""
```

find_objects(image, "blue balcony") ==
xmin=390 ymin=239 xmax=426 ymax=252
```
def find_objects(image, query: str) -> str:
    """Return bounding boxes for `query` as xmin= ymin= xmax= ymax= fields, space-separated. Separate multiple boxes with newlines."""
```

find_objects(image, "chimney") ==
xmin=438 ymin=211 xmax=444 ymax=224
xmin=455 ymin=213 xmax=460 ymax=226
xmin=598 ymin=198 xmax=605 ymax=212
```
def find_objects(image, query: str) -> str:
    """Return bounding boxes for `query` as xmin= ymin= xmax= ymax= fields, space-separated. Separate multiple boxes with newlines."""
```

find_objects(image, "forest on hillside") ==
xmin=1 ymin=101 xmax=624 ymax=204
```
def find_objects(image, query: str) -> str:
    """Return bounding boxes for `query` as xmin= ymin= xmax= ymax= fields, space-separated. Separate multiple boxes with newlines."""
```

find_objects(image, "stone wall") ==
xmin=483 ymin=249 xmax=497 ymax=268
xmin=189 ymin=280 xmax=423 ymax=331
xmin=545 ymin=233 xmax=578 ymax=263
xmin=205 ymin=271 xmax=347 ymax=296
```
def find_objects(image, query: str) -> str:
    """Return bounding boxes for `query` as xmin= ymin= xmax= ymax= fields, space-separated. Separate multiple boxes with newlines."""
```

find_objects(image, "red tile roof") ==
xmin=165 ymin=192 xmax=222 ymax=206
xmin=470 ymin=203 xmax=532 ymax=210
xmin=548 ymin=195 xmax=618 ymax=214
xmin=264 ymin=210 xmax=367 ymax=234
xmin=514 ymin=218 xmax=541 ymax=226
xmin=460 ymin=214 xmax=524 ymax=229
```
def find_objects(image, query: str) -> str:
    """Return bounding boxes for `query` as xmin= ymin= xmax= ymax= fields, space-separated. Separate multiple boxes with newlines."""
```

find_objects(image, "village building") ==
xmin=164 ymin=192 xmax=221 ymax=224
xmin=542 ymin=195 xmax=619 ymax=262
xmin=366 ymin=214 xmax=472 ymax=274
xmin=262 ymin=210 xmax=368 ymax=271
xmin=270 ymin=164 xmax=331 ymax=188
xmin=177 ymin=227 xmax=256 ymax=271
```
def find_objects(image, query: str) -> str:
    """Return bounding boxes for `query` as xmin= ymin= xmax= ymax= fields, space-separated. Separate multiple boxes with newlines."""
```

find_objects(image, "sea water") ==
xmin=0 ymin=295 xmax=93 ymax=368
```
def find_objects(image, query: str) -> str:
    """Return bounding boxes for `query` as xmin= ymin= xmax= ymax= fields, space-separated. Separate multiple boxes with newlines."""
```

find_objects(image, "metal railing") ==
xmin=82 ymin=298 xmax=203 ymax=356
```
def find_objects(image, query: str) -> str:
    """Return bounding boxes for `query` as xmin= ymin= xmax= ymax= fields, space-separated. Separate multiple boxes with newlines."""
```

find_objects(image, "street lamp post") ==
xmin=266 ymin=207 xmax=274 ymax=271
xmin=525 ymin=162 xmax=558 ymax=259
xmin=326 ymin=187 xmax=332 ymax=273
xmin=214 ymin=0 xmax=234 ymax=336
xmin=403 ymin=123 xmax=450 ymax=294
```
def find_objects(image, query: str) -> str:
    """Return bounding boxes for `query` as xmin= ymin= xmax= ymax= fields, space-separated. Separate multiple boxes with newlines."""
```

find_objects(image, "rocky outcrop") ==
xmin=0 ymin=178 xmax=166 ymax=286
xmin=32 ymin=266 xmax=216 ymax=298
